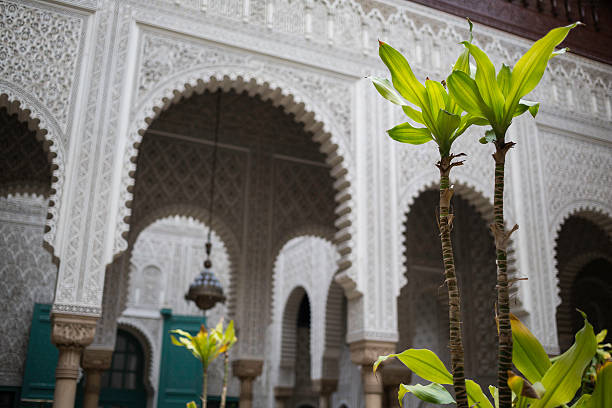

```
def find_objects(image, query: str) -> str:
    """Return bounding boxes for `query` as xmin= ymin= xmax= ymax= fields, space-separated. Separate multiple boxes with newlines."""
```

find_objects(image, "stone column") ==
xmin=232 ymin=359 xmax=263 ymax=408
xmin=349 ymin=340 xmax=396 ymax=408
xmin=382 ymin=362 xmax=411 ymax=408
xmin=82 ymin=349 xmax=113 ymax=408
xmin=312 ymin=379 xmax=337 ymax=408
xmin=51 ymin=313 xmax=98 ymax=408
xmin=273 ymin=386 xmax=293 ymax=408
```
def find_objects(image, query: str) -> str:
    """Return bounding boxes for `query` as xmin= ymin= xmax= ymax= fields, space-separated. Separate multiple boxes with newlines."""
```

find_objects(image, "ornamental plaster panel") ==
xmin=0 ymin=0 xmax=87 ymax=136
xmin=0 ymin=195 xmax=57 ymax=386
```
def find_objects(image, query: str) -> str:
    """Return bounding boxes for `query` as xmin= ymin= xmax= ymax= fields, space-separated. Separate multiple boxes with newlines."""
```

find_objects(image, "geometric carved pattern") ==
xmin=0 ymin=107 xmax=50 ymax=196
xmin=0 ymin=0 xmax=84 ymax=134
xmin=401 ymin=190 xmax=497 ymax=386
xmin=0 ymin=195 xmax=56 ymax=386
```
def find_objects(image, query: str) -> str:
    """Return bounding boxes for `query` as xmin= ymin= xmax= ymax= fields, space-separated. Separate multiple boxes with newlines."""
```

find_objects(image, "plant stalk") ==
xmin=201 ymin=367 xmax=208 ymax=408
xmin=437 ymin=154 xmax=468 ymax=408
xmin=491 ymin=139 xmax=518 ymax=408
xmin=220 ymin=352 xmax=229 ymax=408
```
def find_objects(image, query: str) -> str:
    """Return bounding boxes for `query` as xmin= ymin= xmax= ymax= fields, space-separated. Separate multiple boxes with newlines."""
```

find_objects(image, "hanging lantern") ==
xmin=185 ymin=91 xmax=226 ymax=311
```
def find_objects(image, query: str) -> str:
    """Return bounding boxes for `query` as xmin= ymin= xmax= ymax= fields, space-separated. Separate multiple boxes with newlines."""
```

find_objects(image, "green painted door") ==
xmin=20 ymin=303 xmax=57 ymax=407
xmin=157 ymin=309 xmax=239 ymax=408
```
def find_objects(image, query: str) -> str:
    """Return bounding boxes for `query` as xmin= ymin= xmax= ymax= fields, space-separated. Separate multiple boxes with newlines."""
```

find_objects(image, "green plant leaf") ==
xmin=478 ymin=128 xmax=497 ymax=144
xmin=379 ymin=41 xmax=428 ymax=108
xmin=370 ymin=76 xmax=407 ymax=106
xmin=514 ymin=100 xmax=540 ymax=118
xmin=374 ymin=349 xmax=453 ymax=384
xmin=447 ymin=70 xmax=493 ymax=122
xmin=497 ymin=64 xmax=512 ymax=97
xmin=488 ymin=385 xmax=499 ymax=408
xmin=455 ymin=114 xmax=487 ymax=141
xmin=596 ymin=329 xmax=607 ymax=344
xmin=186 ymin=401 xmax=198 ymax=408
xmin=466 ymin=380 xmax=494 ymax=408
xmin=511 ymin=313 xmax=551 ymax=384
xmin=503 ymin=22 xmax=582 ymax=125
xmin=570 ymin=394 xmax=591 ymax=408
xmin=453 ymin=18 xmax=473 ymax=75
xmin=462 ymin=42 xmax=505 ymax=123
xmin=587 ymin=362 xmax=612 ymax=408
xmin=436 ymin=109 xmax=460 ymax=140
xmin=425 ymin=80 xmax=448 ymax=121
xmin=387 ymin=123 xmax=433 ymax=145
xmin=399 ymin=383 xmax=455 ymax=406
xmin=530 ymin=314 xmax=597 ymax=408
xmin=402 ymin=105 xmax=425 ymax=124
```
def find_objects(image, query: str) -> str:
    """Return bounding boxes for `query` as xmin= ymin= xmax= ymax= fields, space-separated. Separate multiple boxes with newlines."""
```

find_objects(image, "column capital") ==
xmin=82 ymin=348 xmax=113 ymax=371
xmin=311 ymin=379 xmax=338 ymax=395
xmin=349 ymin=339 xmax=396 ymax=366
xmin=232 ymin=359 xmax=263 ymax=380
xmin=273 ymin=386 xmax=293 ymax=399
xmin=51 ymin=313 xmax=98 ymax=348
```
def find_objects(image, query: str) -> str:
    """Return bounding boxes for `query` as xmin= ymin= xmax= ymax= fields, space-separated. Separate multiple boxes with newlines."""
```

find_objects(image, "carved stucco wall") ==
xmin=0 ymin=0 xmax=610 ymax=373
xmin=0 ymin=195 xmax=56 ymax=386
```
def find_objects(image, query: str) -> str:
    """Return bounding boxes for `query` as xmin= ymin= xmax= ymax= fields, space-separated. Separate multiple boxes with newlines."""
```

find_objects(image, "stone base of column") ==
xmin=312 ymin=379 xmax=337 ymax=408
xmin=51 ymin=313 xmax=98 ymax=408
xmin=232 ymin=359 xmax=263 ymax=408
xmin=82 ymin=349 xmax=113 ymax=408
xmin=273 ymin=386 xmax=293 ymax=408
xmin=349 ymin=340 xmax=396 ymax=408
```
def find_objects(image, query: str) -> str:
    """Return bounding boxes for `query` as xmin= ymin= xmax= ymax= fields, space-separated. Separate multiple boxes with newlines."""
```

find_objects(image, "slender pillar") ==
xmin=232 ymin=359 xmax=263 ymax=408
xmin=349 ymin=340 xmax=396 ymax=408
xmin=82 ymin=349 xmax=113 ymax=408
xmin=312 ymin=379 xmax=337 ymax=408
xmin=51 ymin=313 xmax=97 ymax=408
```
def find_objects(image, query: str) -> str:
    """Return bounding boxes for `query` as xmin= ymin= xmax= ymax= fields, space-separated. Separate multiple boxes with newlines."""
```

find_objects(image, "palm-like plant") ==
xmin=446 ymin=22 xmax=581 ymax=407
xmin=370 ymin=22 xmax=480 ymax=408
xmin=211 ymin=319 xmax=238 ymax=408
xmin=171 ymin=324 xmax=226 ymax=408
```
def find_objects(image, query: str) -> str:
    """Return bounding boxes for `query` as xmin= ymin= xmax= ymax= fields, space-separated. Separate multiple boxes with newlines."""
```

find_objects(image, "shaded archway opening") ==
xmin=126 ymin=88 xmax=338 ymax=353
xmin=555 ymin=214 xmax=612 ymax=351
xmin=398 ymin=189 xmax=497 ymax=386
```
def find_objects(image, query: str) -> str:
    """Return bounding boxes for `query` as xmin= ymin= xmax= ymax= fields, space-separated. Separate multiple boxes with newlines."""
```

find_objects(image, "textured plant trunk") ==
xmin=437 ymin=154 xmax=469 ymax=408
xmin=491 ymin=140 xmax=518 ymax=408
xmin=220 ymin=352 xmax=229 ymax=408
xmin=201 ymin=368 xmax=208 ymax=408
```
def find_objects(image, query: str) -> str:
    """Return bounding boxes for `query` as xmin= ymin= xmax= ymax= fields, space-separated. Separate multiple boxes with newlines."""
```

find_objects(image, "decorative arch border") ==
xmin=114 ymin=68 xmax=357 ymax=295
xmin=397 ymin=177 xmax=520 ymax=307
xmin=549 ymin=201 xmax=612 ymax=309
xmin=116 ymin=319 xmax=157 ymax=396
xmin=279 ymin=286 xmax=310 ymax=389
xmin=121 ymin=205 xmax=240 ymax=318
xmin=320 ymin=281 xmax=345 ymax=381
xmin=0 ymin=90 xmax=65 ymax=256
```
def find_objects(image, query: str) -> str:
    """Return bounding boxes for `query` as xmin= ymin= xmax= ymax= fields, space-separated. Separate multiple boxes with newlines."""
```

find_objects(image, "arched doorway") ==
xmin=398 ymin=189 xmax=498 ymax=391
xmin=97 ymin=330 xmax=147 ymax=408
xmin=555 ymin=214 xmax=612 ymax=351
xmin=0 ymin=105 xmax=56 ymax=404
xmin=121 ymin=87 xmax=338 ymax=405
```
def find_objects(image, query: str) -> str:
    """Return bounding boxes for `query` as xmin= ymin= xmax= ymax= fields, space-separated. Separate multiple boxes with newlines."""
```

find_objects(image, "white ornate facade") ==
xmin=1 ymin=0 xmax=611 ymax=407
